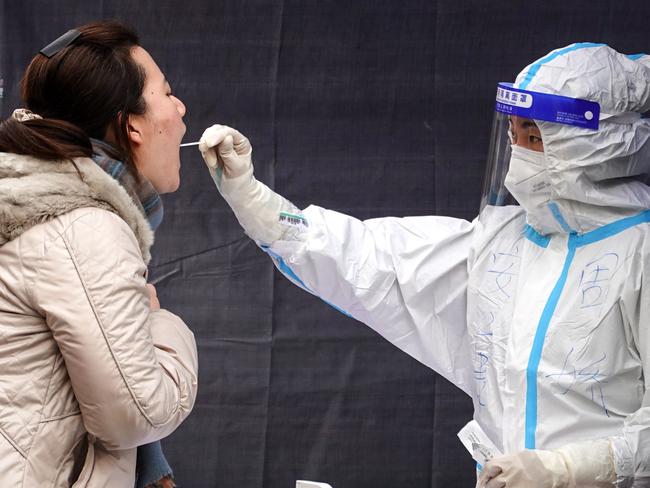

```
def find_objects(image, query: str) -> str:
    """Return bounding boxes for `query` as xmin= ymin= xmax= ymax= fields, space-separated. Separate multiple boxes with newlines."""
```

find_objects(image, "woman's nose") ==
xmin=174 ymin=96 xmax=186 ymax=117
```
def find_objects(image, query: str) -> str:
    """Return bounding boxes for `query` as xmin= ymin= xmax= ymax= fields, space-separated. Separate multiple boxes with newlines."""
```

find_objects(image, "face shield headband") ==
xmin=480 ymin=82 xmax=601 ymax=211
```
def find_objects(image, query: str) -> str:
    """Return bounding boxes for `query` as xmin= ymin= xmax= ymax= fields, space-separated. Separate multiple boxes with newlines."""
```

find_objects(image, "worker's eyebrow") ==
xmin=521 ymin=120 xmax=538 ymax=129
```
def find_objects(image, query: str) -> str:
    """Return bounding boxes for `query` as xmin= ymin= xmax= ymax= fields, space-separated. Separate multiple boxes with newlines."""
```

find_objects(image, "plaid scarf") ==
xmin=90 ymin=139 xmax=164 ymax=231
xmin=91 ymin=140 xmax=172 ymax=486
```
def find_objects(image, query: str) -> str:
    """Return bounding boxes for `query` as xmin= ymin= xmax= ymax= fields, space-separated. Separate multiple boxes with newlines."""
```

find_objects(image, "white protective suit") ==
xmin=200 ymin=44 xmax=650 ymax=486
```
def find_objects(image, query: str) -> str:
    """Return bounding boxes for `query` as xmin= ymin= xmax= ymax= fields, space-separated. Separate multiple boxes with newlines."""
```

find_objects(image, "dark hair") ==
xmin=0 ymin=20 xmax=146 ymax=173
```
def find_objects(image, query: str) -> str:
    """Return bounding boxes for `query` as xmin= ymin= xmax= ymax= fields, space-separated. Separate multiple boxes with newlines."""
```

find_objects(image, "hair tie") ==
xmin=12 ymin=108 xmax=43 ymax=122
xmin=39 ymin=29 xmax=81 ymax=58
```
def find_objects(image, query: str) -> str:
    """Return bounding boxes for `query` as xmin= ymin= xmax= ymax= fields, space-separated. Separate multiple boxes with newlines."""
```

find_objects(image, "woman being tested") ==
xmin=0 ymin=22 xmax=197 ymax=487
xmin=198 ymin=44 xmax=650 ymax=487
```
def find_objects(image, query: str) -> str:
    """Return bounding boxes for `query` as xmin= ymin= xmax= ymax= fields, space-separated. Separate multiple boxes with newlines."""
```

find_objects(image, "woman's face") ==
xmin=128 ymin=46 xmax=186 ymax=194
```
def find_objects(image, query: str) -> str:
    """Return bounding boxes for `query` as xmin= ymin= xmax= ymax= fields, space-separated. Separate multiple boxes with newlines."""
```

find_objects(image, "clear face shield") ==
xmin=480 ymin=82 xmax=601 ymax=212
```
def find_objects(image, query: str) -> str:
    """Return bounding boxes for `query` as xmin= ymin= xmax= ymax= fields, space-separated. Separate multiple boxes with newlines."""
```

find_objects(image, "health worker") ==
xmin=199 ymin=44 xmax=650 ymax=487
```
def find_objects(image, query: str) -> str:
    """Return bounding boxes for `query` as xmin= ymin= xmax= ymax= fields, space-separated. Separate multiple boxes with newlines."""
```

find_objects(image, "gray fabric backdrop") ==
xmin=1 ymin=1 xmax=648 ymax=487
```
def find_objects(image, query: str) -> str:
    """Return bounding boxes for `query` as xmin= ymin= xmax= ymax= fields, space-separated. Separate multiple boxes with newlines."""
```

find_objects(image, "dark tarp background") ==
xmin=1 ymin=1 xmax=648 ymax=487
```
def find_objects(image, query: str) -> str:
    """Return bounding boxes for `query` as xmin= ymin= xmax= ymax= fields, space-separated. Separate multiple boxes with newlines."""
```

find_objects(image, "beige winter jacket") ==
xmin=0 ymin=152 xmax=198 ymax=487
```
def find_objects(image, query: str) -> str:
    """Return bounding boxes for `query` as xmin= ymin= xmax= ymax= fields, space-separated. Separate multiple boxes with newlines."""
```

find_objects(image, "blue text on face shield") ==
xmin=495 ymin=83 xmax=600 ymax=130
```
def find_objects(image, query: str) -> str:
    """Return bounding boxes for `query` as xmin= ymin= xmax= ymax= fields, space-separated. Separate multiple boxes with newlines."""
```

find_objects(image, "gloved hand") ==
xmin=477 ymin=440 xmax=616 ymax=488
xmin=198 ymin=124 xmax=305 ymax=245
xmin=477 ymin=450 xmax=569 ymax=488
xmin=198 ymin=124 xmax=252 ymax=188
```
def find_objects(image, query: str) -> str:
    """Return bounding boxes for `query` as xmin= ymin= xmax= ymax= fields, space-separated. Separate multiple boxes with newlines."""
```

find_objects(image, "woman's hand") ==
xmin=146 ymin=283 xmax=160 ymax=311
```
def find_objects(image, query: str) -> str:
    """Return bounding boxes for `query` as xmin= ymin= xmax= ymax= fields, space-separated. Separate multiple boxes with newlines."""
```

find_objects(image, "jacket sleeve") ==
xmin=612 ymin=242 xmax=650 ymax=483
xmin=264 ymin=204 xmax=476 ymax=395
xmin=26 ymin=208 xmax=198 ymax=451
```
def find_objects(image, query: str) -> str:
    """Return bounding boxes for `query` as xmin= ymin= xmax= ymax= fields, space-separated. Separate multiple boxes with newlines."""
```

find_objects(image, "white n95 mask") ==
xmin=505 ymin=144 xmax=575 ymax=234
xmin=504 ymin=145 xmax=551 ymax=210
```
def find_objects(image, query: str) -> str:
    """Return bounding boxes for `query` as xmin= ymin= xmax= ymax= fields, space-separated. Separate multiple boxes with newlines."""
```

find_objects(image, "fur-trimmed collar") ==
xmin=0 ymin=152 xmax=153 ymax=263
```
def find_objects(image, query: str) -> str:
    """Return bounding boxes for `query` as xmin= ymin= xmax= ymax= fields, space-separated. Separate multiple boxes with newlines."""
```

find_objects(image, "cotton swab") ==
xmin=179 ymin=141 xmax=200 ymax=147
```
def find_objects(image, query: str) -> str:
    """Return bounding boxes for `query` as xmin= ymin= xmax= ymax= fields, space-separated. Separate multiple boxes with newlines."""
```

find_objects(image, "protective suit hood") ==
xmin=512 ymin=44 xmax=650 ymax=235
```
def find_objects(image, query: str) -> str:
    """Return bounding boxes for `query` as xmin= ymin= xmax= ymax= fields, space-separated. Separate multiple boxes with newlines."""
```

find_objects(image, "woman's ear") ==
xmin=127 ymin=113 xmax=144 ymax=146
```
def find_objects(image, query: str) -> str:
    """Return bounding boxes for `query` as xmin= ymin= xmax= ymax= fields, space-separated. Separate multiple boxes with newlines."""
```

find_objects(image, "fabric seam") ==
xmin=0 ymin=423 xmax=26 ymax=458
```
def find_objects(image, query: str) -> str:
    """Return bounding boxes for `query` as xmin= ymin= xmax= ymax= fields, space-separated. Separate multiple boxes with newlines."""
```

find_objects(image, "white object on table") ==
xmin=296 ymin=481 xmax=333 ymax=488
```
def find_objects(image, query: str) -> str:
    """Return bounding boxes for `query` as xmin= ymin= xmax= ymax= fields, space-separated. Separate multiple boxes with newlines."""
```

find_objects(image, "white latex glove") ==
xmin=198 ymin=124 xmax=252 ymax=187
xmin=198 ymin=124 xmax=306 ymax=245
xmin=477 ymin=440 xmax=615 ymax=488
